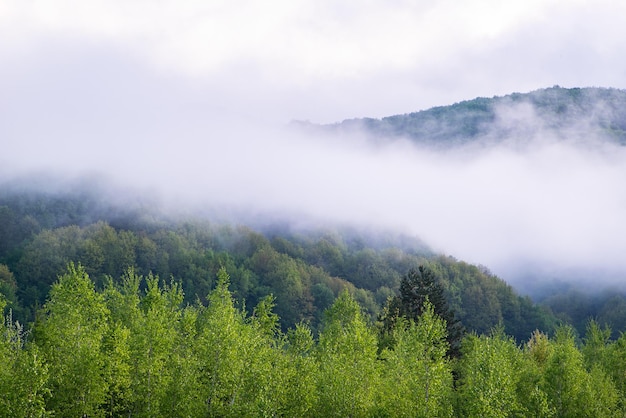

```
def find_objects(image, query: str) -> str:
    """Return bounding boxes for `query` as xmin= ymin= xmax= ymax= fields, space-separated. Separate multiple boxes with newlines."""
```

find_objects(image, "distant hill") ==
xmin=0 ymin=178 xmax=558 ymax=341
xmin=304 ymin=86 xmax=626 ymax=146
xmin=4 ymin=87 xmax=626 ymax=341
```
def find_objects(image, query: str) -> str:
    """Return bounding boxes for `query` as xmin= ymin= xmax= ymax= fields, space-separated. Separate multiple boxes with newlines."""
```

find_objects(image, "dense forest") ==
xmin=297 ymin=86 xmax=626 ymax=147
xmin=4 ymin=86 xmax=626 ymax=415
xmin=2 ymin=263 xmax=626 ymax=417
xmin=1 ymin=180 xmax=626 ymax=415
xmin=0 ymin=181 xmax=560 ymax=340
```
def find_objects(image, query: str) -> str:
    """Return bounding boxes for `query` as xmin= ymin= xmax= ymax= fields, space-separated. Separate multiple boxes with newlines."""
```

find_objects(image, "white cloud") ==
xmin=2 ymin=0 xmax=626 ymax=288
xmin=3 ymin=0 xmax=626 ymax=123
xmin=0 ymin=1 xmax=585 ymax=79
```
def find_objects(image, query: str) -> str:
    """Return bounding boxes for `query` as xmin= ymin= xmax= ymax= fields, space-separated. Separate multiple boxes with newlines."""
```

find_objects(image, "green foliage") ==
xmin=517 ymin=331 xmax=554 ymax=417
xmin=0 ymin=298 xmax=49 ymax=418
xmin=0 ymin=264 xmax=20 ymax=316
xmin=541 ymin=326 xmax=620 ymax=417
xmin=543 ymin=288 xmax=626 ymax=339
xmin=284 ymin=323 xmax=318 ymax=416
xmin=382 ymin=265 xmax=464 ymax=357
xmin=0 ymin=186 xmax=568 ymax=341
xmin=6 ymin=184 xmax=626 ymax=417
xmin=332 ymin=86 xmax=626 ymax=146
xmin=195 ymin=267 xmax=301 ymax=416
xmin=380 ymin=301 xmax=454 ymax=417
xmin=0 ymin=264 xmax=623 ymax=416
xmin=315 ymin=290 xmax=380 ymax=417
xmin=34 ymin=263 xmax=109 ymax=417
xmin=126 ymin=273 xmax=183 ymax=416
xmin=427 ymin=257 xmax=557 ymax=341
xmin=456 ymin=328 xmax=525 ymax=417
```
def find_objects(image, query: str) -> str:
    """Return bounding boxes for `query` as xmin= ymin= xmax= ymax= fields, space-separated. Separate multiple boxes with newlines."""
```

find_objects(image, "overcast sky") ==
xmin=2 ymin=0 xmax=626 ymax=287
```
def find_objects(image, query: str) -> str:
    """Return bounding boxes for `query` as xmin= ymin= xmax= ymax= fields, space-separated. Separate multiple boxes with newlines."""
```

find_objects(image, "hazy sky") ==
xmin=2 ymin=0 xmax=626 ymax=286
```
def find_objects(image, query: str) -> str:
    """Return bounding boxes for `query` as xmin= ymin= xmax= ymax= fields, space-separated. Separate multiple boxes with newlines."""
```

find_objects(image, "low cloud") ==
xmin=3 ymin=48 xmax=626 ymax=289
xmin=3 ymin=2 xmax=626 ymax=290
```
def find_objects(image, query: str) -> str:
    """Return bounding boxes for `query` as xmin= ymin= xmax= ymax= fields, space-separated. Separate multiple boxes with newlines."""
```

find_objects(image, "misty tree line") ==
xmin=3 ymin=189 xmax=626 ymax=416
xmin=2 ymin=264 xmax=626 ymax=417
xmin=0 ymin=207 xmax=561 ymax=342
xmin=333 ymin=86 xmax=626 ymax=146
xmin=4 ymin=187 xmax=625 ymax=342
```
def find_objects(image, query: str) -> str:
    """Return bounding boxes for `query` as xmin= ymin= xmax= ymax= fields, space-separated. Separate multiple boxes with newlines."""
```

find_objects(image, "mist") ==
xmin=3 ymin=1 xmax=626 ymax=292
xmin=3 ymin=47 xmax=626 ymax=290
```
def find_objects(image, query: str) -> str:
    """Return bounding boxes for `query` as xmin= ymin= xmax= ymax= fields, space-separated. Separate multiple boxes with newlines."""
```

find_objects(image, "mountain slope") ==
xmin=321 ymin=86 xmax=626 ymax=146
xmin=0 ymin=180 xmax=557 ymax=341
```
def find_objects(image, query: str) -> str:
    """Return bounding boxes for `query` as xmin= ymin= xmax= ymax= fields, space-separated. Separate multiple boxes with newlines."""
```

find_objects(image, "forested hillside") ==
xmin=0 ymin=180 xmax=560 ymax=342
xmin=311 ymin=86 xmax=626 ymax=146
xmin=2 ymin=264 xmax=626 ymax=417
xmin=4 ymin=87 xmax=626 ymax=415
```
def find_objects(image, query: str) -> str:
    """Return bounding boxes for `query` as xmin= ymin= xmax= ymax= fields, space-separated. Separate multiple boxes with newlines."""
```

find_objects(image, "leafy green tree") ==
xmin=517 ymin=331 xmax=554 ymax=418
xmin=247 ymin=246 xmax=315 ymax=328
xmin=17 ymin=228 xmax=79 ymax=304
xmin=380 ymin=301 xmax=453 ymax=417
xmin=601 ymin=332 xmax=626 ymax=409
xmin=241 ymin=295 xmax=300 ymax=416
xmin=597 ymin=295 xmax=626 ymax=339
xmin=195 ymin=267 xmax=249 ymax=416
xmin=542 ymin=326 xmax=620 ymax=417
xmin=126 ymin=273 xmax=183 ymax=417
xmin=0 ymin=264 xmax=23 ymax=319
xmin=315 ymin=290 xmax=380 ymax=417
xmin=194 ymin=267 xmax=294 ymax=416
xmin=456 ymin=328 xmax=523 ymax=417
xmin=103 ymin=268 xmax=204 ymax=417
xmin=101 ymin=320 xmax=132 ymax=417
xmin=160 ymin=305 xmax=204 ymax=418
xmin=284 ymin=323 xmax=318 ymax=417
xmin=89 ymin=223 xmax=137 ymax=280
xmin=33 ymin=263 xmax=109 ymax=417
xmin=0 ymin=298 xmax=49 ymax=418
xmin=0 ymin=265 xmax=17 ymax=306
xmin=582 ymin=320 xmax=612 ymax=371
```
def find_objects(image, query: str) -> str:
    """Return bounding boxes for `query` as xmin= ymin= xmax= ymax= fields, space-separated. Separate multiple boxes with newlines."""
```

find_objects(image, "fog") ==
xmin=3 ymin=1 xmax=626 ymax=290
xmin=3 ymin=49 xmax=626 ymax=288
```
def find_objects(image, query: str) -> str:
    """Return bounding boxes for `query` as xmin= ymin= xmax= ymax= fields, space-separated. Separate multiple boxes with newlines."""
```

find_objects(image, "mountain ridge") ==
xmin=303 ymin=86 xmax=626 ymax=146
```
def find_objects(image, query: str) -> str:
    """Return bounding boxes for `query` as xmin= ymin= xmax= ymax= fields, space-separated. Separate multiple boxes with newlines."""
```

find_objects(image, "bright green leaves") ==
xmin=34 ymin=263 xmax=109 ymax=417
xmin=456 ymin=329 xmax=523 ymax=418
xmin=284 ymin=323 xmax=318 ymax=416
xmin=380 ymin=301 xmax=454 ymax=418
xmin=0 ymin=299 xmax=49 ymax=418
xmin=542 ymin=326 xmax=620 ymax=417
xmin=10 ymin=263 xmax=626 ymax=417
xmin=197 ymin=268 xmax=309 ymax=416
xmin=316 ymin=290 xmax=380 ymax=417
xmin=196 ymin=267 xmax=253 ymax=416
xmin=582 ymin=319 xmax=626 ymax=410
xmin=101 ymin=321 xmax=132 ymax=417
xmin=455 ymin=325 xmax=620 ymax=418
xmin=126 ymin=274 xmax=183 ymax=417
xmin=385 ymin=265 xmax=464 ymax=358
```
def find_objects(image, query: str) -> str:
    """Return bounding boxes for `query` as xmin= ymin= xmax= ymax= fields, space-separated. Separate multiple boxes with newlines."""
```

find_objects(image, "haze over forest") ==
xmin=3 ymin=1 xmax=626 ymax=293
xmin=5 ymin=3 xmax=626 ymax=415
xmin=4 ymin=85 xmax=626 ymax=298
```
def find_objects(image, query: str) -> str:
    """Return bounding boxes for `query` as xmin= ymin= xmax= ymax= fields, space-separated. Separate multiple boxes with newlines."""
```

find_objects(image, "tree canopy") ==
xmin=0 ymin=264 xmax=624 ymax=416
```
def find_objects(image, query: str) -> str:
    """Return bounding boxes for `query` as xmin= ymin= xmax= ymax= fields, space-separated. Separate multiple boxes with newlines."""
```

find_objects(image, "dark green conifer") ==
xmin=381 ymin=265 xmax=464 ymax=358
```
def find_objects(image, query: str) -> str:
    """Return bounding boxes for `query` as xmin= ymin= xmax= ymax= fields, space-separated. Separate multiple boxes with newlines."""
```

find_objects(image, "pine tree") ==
xmin=381 ymin=265 xmax=464 ymax=357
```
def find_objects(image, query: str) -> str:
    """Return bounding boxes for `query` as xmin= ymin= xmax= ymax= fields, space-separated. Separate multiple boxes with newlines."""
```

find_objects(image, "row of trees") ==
xmin=1 ymin=264 xmax=625 ymax=417
xmin=1 ymin=211 xmax=558 ymax=340
xmin=330 ymin=86 xmax=626 ymax=146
